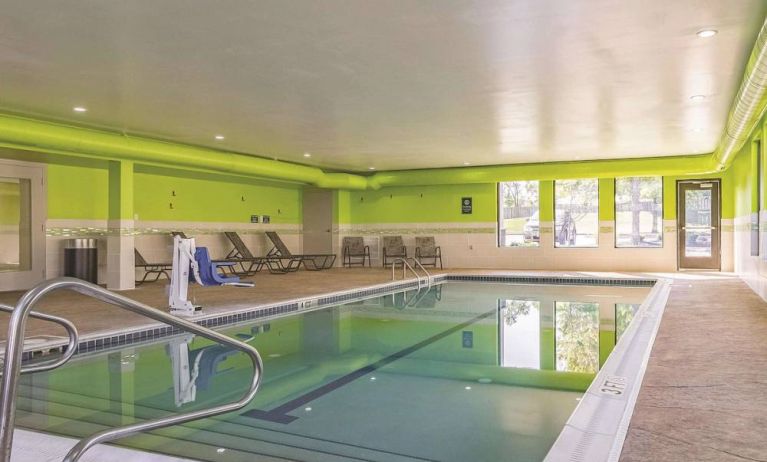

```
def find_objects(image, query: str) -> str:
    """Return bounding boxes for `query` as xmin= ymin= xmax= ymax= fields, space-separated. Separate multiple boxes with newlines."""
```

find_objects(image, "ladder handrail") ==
xmin=0 ymin=303 xmax=79 ymax=375
xmin=0 ymin=277 xmax=264 ymax=462
xmin=390 ymin=258 xmax=423 ymax=290
xmin=409 ymin=259 xmax=432 ymax=289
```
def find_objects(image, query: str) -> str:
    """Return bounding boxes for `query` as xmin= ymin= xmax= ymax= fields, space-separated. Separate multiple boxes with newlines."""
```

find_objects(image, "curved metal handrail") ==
xmin=410 ymin=259 xmax=432 ymax=289
xmin=390 ymin=258 xmax=422 ymax=290
xmin=0 ymin=303 xmax=79 ymax=375
xmin=0 ymin=277 xmax=263 ymax=462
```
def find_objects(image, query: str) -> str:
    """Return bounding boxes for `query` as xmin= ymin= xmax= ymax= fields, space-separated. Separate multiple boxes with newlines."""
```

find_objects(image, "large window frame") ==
xmin=614 ymin=176 xmax=664 ymax=249
xmin=553 ymin=179 xmax=599 ymax=248
xmin=497 ymin=181 xmax=540 ymax=248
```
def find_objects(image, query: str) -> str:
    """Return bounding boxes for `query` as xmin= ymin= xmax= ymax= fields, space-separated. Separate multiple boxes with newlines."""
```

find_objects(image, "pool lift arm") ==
xmin=169 ymin=236 xmax=203 ymax=316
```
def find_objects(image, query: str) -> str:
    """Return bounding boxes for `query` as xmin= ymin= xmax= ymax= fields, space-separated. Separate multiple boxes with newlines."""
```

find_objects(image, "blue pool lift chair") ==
xmin=194 ymin=247 xmax=253 ymax=287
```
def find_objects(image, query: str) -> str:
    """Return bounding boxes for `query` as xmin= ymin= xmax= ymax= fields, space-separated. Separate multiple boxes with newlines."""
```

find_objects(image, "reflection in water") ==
xmin=616 ymin=303 xmax=640 ymax=341
xmin=500 ymin=300 xmax=541 ymax=369
xmin=555 ymin=302 xmax=599 ymax=373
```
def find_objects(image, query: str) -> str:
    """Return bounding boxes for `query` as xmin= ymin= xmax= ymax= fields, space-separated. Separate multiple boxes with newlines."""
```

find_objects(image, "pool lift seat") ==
xmin=169 ymin=235 xmax=253 ymax=316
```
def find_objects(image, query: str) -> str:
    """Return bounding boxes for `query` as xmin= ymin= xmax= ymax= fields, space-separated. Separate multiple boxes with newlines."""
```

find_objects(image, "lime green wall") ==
xmin=48 ymin=163 xmax=109 ymax=220
xmin=341 ymin=171 xmax=730 ymax=225
xmin=729 ymin=109 xmax=766 ymax=219
xmin=133 ymin=166 xmax=302 ymax=223
xmin=339 ymin=184 xmax=497 ymax=224
xmin=43 ymin=161 xmax=303 ymax=223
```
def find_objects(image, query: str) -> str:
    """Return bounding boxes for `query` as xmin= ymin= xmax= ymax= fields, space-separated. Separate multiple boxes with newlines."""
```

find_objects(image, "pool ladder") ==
xmin=390 ymin=258 xmax=434 ymax=307
xmin=0 ymin=277 xmax=264 ymax=462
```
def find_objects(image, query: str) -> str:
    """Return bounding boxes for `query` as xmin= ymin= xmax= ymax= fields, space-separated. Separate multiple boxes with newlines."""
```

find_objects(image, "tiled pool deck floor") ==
xmin=1 ymin=269 xmax=765 ymax=461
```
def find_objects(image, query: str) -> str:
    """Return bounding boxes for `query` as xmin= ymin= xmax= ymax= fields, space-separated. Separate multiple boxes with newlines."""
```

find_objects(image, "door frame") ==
xmin=676 ymin=179 xmax=721 ymax=270
xmin=0 ymin=158 xmax=47 ymax=290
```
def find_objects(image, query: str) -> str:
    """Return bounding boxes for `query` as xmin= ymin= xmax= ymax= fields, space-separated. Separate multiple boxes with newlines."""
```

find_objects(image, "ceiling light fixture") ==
xmin=214 ymin=135 xmax=225 ymax=140
xmin=463 ymin=162 xmax=471 ymax=166
xmin=368 ymin=167 xmax=376 ymax=170
xmin=73 ymin=106 xmax=87 ymax=113
xmin=690 ymin=95 xmax=706 ymax=101
xmin=696 ymin=29 xmax=718 ymax=38
xmin=303 ymin=153 xmax=311 ymax=158
xmin=692 ymin=127 xmax=703 ymax=133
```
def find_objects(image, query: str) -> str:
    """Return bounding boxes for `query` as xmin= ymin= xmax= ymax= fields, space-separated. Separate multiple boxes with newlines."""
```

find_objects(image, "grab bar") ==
xmin=0 ymin=303 xmax=79 ymax=375
xmin=410 ymin=259 xmax=432 ymax=289
xmin=0 ymin=277 xmax=264 ymax=462
xmin=391 ymin=258 xmax=423 ymax=290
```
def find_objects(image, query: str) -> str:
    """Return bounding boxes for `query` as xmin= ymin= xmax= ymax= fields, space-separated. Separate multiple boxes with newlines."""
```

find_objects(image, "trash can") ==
xmin=64 ymin=238 xmax=98 ymax=283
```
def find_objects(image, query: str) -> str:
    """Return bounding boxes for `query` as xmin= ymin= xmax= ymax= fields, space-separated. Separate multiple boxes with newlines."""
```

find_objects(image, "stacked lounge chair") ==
xmin=265 ymin=231 xmax=336 ymax=270
xmin=134 ymin=249 xmax=172 ymax=285
xmin=224 ymin=231 xmax=302 ymax=274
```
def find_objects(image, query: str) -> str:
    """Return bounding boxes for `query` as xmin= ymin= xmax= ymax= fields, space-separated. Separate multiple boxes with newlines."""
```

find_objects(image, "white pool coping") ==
xmin=544 ymin=277 xmax=672 ymax=462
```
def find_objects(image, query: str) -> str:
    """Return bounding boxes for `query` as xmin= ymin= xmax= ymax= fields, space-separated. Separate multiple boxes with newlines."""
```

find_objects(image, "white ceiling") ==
xmin=0 ymin=1 xmax=765 ymax=172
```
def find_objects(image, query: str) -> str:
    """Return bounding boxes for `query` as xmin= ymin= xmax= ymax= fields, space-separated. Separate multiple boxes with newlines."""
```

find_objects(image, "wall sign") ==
xmin=250 ymin=215 xmax=260 ymax=223
xmin=461 ymin=197 xmax=473 ymax=214
xmin=262 ymin=215 xmax=271 ymax=224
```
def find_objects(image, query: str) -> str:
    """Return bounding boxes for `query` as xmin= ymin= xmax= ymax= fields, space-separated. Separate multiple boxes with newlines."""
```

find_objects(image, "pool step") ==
xmin=16 ymin=385 xmax=429 ymax=462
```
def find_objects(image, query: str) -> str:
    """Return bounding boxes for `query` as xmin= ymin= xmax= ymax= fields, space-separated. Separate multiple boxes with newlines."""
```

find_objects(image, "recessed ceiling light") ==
xmin=368 ymin=167 xmax=376 ymax=170
xmin=303 ymin=153 xmax=311 ymax=158
xmin=696 ymin=29 xmax=718 ymax=38
xmin=214 ymin=135 xmax=225 ymax=140
xmin=73 ymin=106 xmax=87 ymax=113
xmin=463 ymin=162 xmax=471 ymax=166
xmin=692 ymin=128 xmax=703 ymax=132
xmin=690 ymin=95 xmax=706 ymax=101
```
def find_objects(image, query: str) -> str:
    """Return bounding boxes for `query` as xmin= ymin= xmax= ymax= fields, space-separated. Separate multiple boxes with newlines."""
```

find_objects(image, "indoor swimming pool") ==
xmin=15 ymin=281 xmax=654 ymax=462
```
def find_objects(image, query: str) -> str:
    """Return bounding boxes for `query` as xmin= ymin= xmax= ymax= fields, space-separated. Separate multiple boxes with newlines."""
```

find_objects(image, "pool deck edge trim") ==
xmin=543 ymin=276 xmax=672 ymax=462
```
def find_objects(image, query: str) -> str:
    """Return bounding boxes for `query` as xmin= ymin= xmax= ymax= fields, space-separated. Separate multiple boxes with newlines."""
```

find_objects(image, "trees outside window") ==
xmin=554 ymin=179 xmax=598 ymax=247
xmin=498 ymin=181 xmax=539 ymax=247
xmin=615 ymin=177 xmax=663 ymax=248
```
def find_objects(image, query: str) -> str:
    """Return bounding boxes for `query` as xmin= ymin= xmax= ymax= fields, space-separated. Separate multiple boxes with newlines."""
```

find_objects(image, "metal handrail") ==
xmin=410 ymin=259 xmax=433 ymax=289
xmin=0 ymin=277 xmax=264 ymax=462
xmin=0 ymin=304 xmax=79 ymax=375
xmin=390 ymin=258 xmax=423 ymax=290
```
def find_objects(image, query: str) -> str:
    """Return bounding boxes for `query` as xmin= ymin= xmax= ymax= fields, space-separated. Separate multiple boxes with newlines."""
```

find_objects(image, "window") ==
xmin=615 ymin=177 xmax=663 ymax=248
xmin=498 ymin=181 xmax=539 ymax=247
xmin=555 ymin=302 xmax=599 ymax=373
xmin=554 ymin=179 xmax=598 ymax=247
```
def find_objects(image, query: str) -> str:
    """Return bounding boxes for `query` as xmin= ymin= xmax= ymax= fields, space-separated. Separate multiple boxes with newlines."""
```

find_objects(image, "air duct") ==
xmin=712 ymin=17 xmax=767 ymax=171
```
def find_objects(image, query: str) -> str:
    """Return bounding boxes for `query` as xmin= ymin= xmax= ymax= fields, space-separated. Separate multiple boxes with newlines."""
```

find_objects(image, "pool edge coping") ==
xmin=543 ymin=276 xmax=672 ymax=462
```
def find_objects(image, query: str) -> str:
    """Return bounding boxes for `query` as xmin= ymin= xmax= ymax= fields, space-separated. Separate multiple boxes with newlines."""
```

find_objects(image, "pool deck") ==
xmin=1 ymin=269 xmax=766 ymax=461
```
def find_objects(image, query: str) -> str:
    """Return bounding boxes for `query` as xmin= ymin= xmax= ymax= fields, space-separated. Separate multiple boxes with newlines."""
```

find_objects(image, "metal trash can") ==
xmin=64 ymin=238 xmax=98 ymax=283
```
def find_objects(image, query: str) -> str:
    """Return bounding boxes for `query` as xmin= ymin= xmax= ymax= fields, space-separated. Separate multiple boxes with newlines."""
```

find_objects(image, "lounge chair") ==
xmin=342 ymin=237 xmax=371 ymax=267
xmin=415 ymin=236 xmax=443 ymax=269
xmin=224 ymin=231 xmax=301 ymax=274
xmin=265 ymin=231 xmax=336 ymax=270
xmin=382 ymin=236 xmax=407 ymax=267
xmin=134 ymin=249 xmax=172 ymax=285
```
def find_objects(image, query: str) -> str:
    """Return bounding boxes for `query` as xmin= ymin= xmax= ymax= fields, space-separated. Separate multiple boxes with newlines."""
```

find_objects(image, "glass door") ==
xmin=0 ymin=160 xmax=46 ymax=290
xmin=677 ymin=180 xmax=721 ymax=270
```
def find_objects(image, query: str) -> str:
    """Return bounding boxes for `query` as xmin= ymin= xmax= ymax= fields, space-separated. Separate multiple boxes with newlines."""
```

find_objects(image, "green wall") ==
xmin=338 ymin=183 xmax=497 ymax=224
xmin=339 ymin=165 xmax=730 ymax=225
xmin=48 ymin=163 xmax=109 ymax=220
xmin=133 ymin=166 xmax=302 ymax=224
xmin=41 ymin=161 xmax=303 ymax=223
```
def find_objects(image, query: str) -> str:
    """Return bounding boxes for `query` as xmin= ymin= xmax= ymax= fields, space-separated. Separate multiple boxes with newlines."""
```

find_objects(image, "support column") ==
xmin=107 ymin=160 xmax=135 ymax=290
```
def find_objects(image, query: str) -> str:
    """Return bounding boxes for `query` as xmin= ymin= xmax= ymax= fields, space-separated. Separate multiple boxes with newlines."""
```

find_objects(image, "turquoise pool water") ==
xmin=16 ymin=282 xmax=649 ymax=461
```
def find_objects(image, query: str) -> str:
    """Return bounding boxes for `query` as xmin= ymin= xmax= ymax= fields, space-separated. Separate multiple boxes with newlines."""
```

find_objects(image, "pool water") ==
xmin=16 ymin=282 xmax=650 ymax=462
